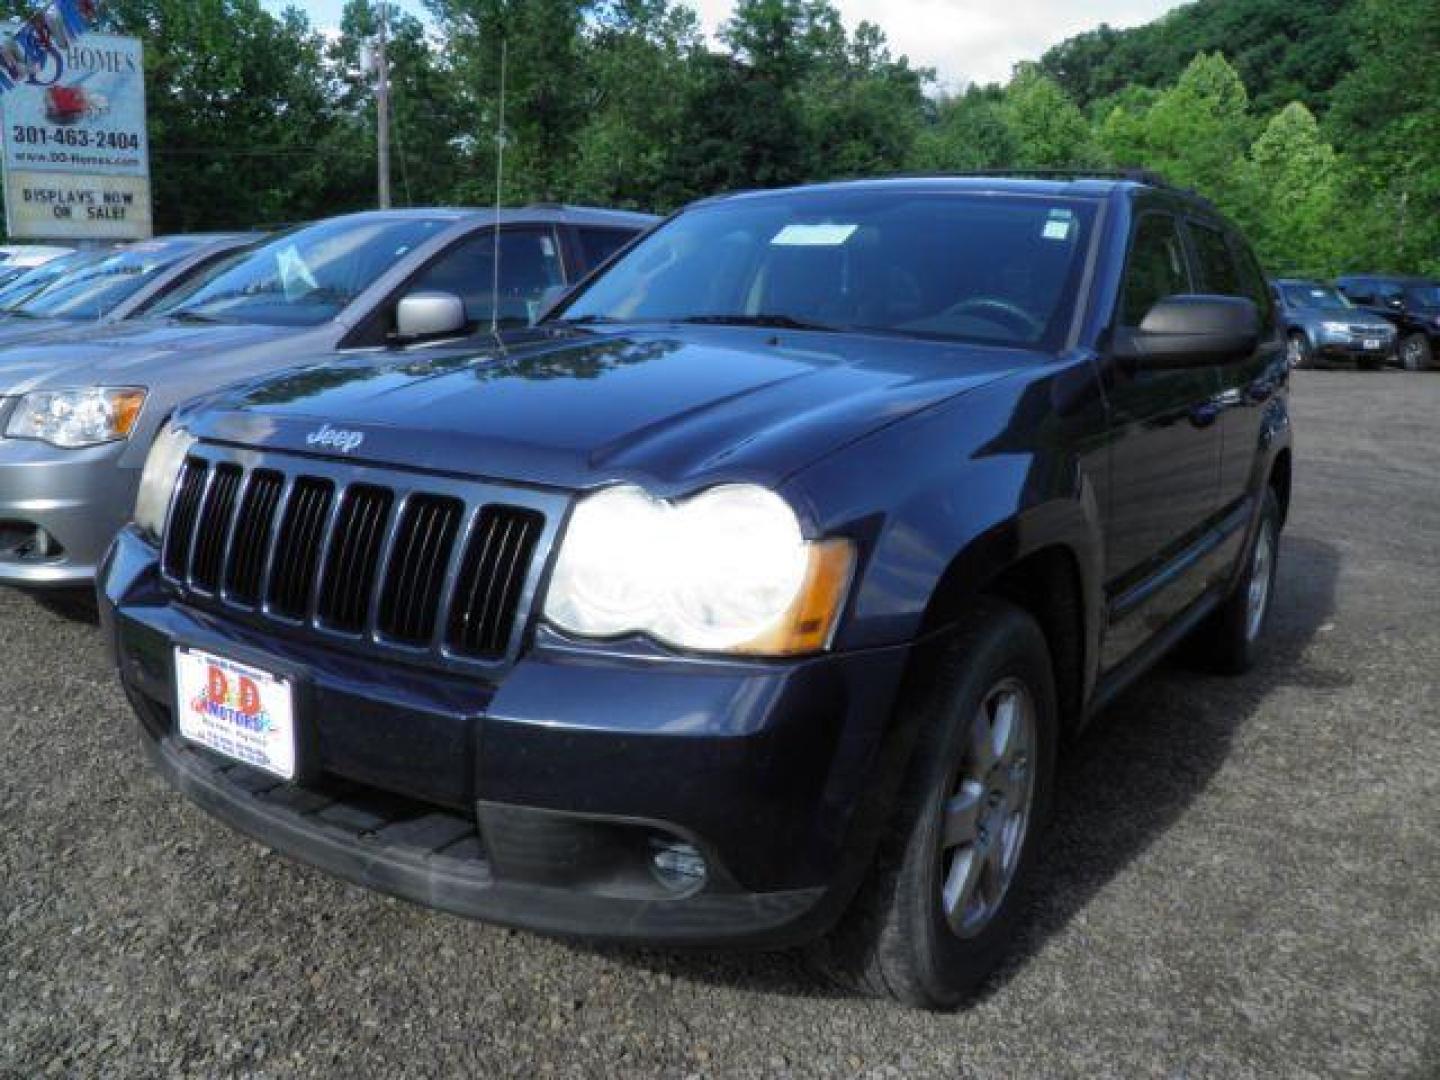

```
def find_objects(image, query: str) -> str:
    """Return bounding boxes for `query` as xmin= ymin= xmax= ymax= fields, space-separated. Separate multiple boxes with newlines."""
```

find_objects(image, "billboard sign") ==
xmin=1 ymin=28 xmax=151 ymax=240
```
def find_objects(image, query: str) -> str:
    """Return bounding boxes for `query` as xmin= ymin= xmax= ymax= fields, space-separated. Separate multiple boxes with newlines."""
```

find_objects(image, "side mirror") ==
xmin=395 ymin=291 xmax=466 ymax=340
xmin=535 ymin=282 xmax=572 ymax=321
xmin=1114 ymin=295 xmax=1260 ymax=369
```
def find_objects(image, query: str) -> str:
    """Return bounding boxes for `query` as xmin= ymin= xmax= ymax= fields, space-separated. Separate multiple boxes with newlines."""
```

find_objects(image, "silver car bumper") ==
xmin=0 ymin=435 xmax=135 ymax=587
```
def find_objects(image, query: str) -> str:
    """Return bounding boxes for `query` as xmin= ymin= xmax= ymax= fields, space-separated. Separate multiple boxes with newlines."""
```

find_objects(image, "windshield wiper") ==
xmin=547 ymin=314 xmax=627 ymax=327
xmin=676 ymin=314 xmax=839 ymax=332
xmin=169 ymin=310 xmax=229 ymax=325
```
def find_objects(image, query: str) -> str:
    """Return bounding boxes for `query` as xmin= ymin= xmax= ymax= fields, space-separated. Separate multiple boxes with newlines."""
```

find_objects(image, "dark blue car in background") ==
xmin=101 ymin=175 xmax=1292 ymax=1009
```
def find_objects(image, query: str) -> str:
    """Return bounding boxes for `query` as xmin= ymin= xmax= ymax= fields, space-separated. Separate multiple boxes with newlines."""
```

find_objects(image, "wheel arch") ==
xmin=918 ymin=535 xmax=1097 ymax=733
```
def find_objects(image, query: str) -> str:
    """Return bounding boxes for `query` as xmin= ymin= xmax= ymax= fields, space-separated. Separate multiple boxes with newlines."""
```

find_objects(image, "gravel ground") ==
xmin=2 ymin=370 xmax=1438 ymax=1079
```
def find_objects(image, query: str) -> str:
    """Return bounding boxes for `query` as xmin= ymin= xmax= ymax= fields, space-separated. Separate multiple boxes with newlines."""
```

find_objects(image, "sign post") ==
xmin=0 ymin=27 xmax=151 ymax=241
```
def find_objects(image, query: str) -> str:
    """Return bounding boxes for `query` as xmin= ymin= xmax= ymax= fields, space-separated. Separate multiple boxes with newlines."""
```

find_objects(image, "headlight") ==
xmin=133 ymin=422 xmax=196 ymax=540
xmin=1320 ymin=321 xmax=1350 ymax=335
xmin=543 ymin=484 xmax=854 ymax=656
xmin=5 ymin=387 xmax=147 ymax=448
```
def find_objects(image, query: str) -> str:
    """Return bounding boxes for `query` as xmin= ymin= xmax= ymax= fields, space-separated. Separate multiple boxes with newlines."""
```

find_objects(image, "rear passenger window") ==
xmin=576 ymin=227 xmax=636 ymax=270
xmin=1120 ymin=214 xmax=1190 ymax=326
xmin=1189 ymin=223 xmax=1242 ymax=296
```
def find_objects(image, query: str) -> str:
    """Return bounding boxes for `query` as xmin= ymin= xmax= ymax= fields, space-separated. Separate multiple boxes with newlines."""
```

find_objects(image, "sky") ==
xmin=267 ymin=0 xmax=1181 ymax=89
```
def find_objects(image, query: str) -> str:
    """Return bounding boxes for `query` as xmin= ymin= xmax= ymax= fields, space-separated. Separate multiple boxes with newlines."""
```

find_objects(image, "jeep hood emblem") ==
xmin=305 ymin=423 xmax=365 ymax=454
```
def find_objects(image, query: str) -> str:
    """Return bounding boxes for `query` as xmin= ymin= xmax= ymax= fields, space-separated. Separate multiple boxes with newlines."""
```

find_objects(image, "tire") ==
xmin=1399 ymin=333 xmax=1433 ymax=372
xmin=1192 ymin=488 xmax=1281 ymax=675
xmin=808 ymin=599 xmax=1058 ymax=1009
xmin=1286 ymin=331 xmax=1313 ymax=369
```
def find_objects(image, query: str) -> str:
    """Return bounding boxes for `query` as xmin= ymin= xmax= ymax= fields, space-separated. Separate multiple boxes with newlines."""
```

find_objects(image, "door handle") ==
xmin=1211 ymin=388 xmax=1243 ymax=408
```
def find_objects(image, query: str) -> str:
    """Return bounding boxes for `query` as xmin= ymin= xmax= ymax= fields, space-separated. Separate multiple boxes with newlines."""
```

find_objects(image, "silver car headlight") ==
xmin=5 ymin=387 xmax=148 ymax=448
xmin=133 ymin=422 xmax=197 ymax=540
xmin=1320 ymin=321 xmax=1350 ymax=335
xmin=543 ymin=483 xmax=854 ymax=656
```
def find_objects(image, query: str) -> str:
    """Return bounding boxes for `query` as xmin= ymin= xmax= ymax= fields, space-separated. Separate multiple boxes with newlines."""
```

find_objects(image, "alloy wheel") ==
xmin=938 ymin=677 xmax=1037 ymax=940
xmin=1246 ymin=521 xmax=1274 ymax=642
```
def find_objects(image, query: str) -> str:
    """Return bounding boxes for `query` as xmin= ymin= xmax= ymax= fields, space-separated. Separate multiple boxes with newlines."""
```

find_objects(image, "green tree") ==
xmin=798 ymin=21 xmax=929 ymax=179
xmin=1243 ymin=102 xmax=1342 ymax=274
xmin=1099 ymin=53 xmax=1253 ymax=208
xmin=1327 ymin=0 xmax=1440 ymax=273
xmin=1002 ymin=66 xmax=1096 ymax=168
xmin=427 ymin=0 xmax=589 ymax=204
xmin=328 ymin=1 xmax=467 ymax=208
xmin=96 ymin=0 xmax=342 ymax=231
xmin=569 ymin=0 xmax=702 ymax=209
xmin=1039 ymin=0 xmax=1356 ymax=117
xmin=908 ymin=86 xmax=1017 ymax=172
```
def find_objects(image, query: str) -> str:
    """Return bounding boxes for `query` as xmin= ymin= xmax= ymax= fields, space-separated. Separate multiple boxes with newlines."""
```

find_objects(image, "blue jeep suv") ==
xmin=100 ymin=175 xmax=1292 ymax=1009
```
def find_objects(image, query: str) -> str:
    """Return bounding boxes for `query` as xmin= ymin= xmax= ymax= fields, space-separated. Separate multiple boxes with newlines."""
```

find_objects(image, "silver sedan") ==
xmin=0 ymin=205 xmax=654 ymax=587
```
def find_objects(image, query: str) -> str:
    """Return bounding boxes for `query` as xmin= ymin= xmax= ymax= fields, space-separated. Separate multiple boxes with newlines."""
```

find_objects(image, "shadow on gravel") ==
xmin=575 ymin=534 xmax=1343 ymax=1004
xmin=986 ymin=532 xmax=1343 ymax=999
xmin=21 ymin=587 xmax=100 ymax=625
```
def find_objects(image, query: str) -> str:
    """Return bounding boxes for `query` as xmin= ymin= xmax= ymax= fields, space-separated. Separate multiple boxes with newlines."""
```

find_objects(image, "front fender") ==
xmin=783 ymin=361 xmax=1109 ymax=682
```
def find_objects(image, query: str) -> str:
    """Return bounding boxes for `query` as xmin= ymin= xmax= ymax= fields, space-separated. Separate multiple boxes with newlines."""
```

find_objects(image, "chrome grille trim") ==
xmin=158 ymin=444 xmax=567 ymax=674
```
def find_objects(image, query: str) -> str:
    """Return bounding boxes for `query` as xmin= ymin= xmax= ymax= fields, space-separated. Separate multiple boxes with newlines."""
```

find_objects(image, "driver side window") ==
xmin=407 ymin=227 xmax=564 ymax=329
xmin=1120 ymin=213 xmax=1190 ymax=327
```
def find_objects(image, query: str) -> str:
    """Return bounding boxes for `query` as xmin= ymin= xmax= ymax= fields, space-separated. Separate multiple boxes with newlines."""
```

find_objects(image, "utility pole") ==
xmin=375 ymin=1 xmax=391 ymax=209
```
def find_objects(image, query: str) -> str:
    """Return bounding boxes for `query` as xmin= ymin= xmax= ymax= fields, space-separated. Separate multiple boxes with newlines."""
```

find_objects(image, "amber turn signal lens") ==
xmin=733 ymin=538 xmax=856 ymax=657
xmin=112 ymin=389 xmax=147 ymax=438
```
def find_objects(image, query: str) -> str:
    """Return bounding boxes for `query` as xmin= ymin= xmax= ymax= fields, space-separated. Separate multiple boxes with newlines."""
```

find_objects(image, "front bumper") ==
xmin=1314 ymin=329 xmax=1395 ymax=361
xmin=101 ymin=527 xmax=914 ymax=946
xmin=0 ymin=435 xmax=134 ymax=586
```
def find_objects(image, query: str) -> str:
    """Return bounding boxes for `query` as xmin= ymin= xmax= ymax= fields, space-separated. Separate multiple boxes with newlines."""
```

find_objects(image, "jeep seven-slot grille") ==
xmin=161 ymin=456 xmax=546 ymax=664
xmin=448 ymin=506 xmax=545 ymax=658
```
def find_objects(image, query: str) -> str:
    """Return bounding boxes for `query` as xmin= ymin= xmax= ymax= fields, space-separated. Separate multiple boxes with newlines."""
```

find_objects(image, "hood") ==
xmin=187 ymin=327 xmax=1032 ymax=492
xmin=0 ymin=320 xmax=301 ymax=395
xmin=0 ymin=315 xmax=78 ymax=348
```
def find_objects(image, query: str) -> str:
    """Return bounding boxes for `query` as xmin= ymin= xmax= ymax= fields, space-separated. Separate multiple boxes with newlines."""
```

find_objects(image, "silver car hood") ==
xmin=0 ymin=320 xmax=301 ymax=395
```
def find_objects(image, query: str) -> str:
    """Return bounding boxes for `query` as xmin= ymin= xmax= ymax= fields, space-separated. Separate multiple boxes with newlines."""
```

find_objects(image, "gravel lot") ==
xmin=2 ymin=370 xmax=1437 ymax=1079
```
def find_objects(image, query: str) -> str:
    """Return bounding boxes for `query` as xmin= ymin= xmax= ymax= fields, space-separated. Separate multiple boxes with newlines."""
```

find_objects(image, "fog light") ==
xmin=650 ymin=839 xmax=707 ymax=892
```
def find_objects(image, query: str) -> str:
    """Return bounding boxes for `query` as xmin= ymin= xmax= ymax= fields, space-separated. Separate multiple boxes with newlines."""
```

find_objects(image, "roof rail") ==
xmin=876 ymin=167 xmax=1173 ymax=186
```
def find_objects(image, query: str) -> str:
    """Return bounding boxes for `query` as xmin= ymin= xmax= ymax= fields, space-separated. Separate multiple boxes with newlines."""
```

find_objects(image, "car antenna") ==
xmin=489 ymin=38 xmax=507 ymax=345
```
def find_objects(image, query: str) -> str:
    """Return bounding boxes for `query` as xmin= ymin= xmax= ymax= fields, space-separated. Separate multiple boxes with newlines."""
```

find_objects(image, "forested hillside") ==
xmin=14 ymin=0 xmax=1434 ymax=278
xmin=1038 ymin=0 xmax=1356 ymax=116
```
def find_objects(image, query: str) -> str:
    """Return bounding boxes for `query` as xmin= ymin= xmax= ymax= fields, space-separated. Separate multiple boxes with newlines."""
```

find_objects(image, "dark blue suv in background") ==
xmin=1336 ymin=274 xmax=1440 ymax=371
xmin=100 ymin=175 xmax=1292 ymax=1009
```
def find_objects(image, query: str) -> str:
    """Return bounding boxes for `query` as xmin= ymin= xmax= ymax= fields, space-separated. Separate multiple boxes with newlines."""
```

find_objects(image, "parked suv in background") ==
xmin=1335 ymin=274 xmax=1440 ymax=370
xmin=102 ymin=175 xmax=1290 ymax=1010
xmin=0 ymin=205 xmax=653 ymax=588
xmin=1274 ymin=278 xmax=1396 ymax=369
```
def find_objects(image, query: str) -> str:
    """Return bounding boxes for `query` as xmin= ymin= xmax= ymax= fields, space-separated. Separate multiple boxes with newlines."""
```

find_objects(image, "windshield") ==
xmin=0 ymin=250 xmax=106 ymax=312
xmin=153 ymin=216 xmax=453 ymax=327
xmin=1405 ymin=284 xmax=1440 ymax=308
xmin=556 ymin=191 xmax=1098 ymax=349
xmin=1282 ymin=284 xmax=1350 ymax=310
xmin=17 ymin=239 xmax=211 ymax=321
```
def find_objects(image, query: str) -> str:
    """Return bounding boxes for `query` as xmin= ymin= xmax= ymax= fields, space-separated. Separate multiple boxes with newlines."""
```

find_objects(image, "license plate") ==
xmin=174 ymin=647 xmax=296 ymax=780
xmin=1364 ymin=339 xmax=1381 ymax=351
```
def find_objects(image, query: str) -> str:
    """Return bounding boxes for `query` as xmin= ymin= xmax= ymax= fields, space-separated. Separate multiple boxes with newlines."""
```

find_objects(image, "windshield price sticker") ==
xmin=1043 ymin=209 xmax=1076 ymax=242
xmin=771 ymin=222 xmax=859 ymax=247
